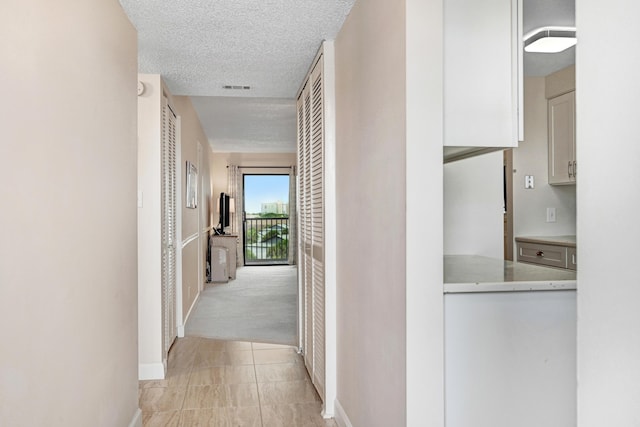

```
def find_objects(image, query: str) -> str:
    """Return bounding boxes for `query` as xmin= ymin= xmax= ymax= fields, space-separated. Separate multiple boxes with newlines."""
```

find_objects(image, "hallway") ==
xmin=186 ymin=266 xmax=298 ymax=346
xmin=139 ymin=337 xmax=335 ymax=426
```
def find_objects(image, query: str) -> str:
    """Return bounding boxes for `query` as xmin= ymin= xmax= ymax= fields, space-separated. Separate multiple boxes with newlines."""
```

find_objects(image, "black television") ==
xmin=217 ymin=192 xmax=230 ymax=235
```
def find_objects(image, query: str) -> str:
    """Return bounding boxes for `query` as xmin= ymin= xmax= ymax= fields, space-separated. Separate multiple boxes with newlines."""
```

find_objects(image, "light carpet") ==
xmin=185 ymin=265 xmax=298 ymax=346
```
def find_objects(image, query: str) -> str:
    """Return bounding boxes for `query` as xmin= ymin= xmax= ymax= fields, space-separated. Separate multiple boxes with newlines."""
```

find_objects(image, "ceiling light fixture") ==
xmin=524 ymin=26 xmax=576 ymax=53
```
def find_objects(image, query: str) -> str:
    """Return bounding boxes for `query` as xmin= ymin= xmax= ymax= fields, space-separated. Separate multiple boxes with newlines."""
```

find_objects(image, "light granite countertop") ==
xmin=444 ymin=255 xmax=577 ymax=293
xmin=514 ymin=235 xmax=576 ymax=247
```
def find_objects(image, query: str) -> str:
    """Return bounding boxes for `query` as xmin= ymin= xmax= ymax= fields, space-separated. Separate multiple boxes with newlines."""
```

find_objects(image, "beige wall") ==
xmin=334 ymin=0 xmax=408 ymax=424
xmin=211 ymin=152 xmax=295 ymax=240
xmin=174 ymin=95 xmax=214 ymax=322
xmin=513 ymin=77 xmax=576 ymax=246
xmin=211 ymin=152 xmax=296 ymax=198
xmin=0 ymin=0 xmax=140 ymax=425
xmin=175 ymin=96 xmax=210 ymax=239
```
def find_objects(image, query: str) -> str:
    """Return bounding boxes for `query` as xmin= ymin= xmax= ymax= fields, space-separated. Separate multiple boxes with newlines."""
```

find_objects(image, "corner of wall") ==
xmin=137 ymin=75 xmax=169 ymax=375
xmin=128 ymin=408 xmax=143 ymax=427
xmin=334 ymin=399 xmax=354 ymax=427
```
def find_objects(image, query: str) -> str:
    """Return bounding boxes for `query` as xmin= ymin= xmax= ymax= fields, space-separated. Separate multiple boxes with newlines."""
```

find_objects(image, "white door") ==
xmin=161 ymin=97 xmax=178 ymax=359
xmin=297 ymin=54 xmax=325 ymax=399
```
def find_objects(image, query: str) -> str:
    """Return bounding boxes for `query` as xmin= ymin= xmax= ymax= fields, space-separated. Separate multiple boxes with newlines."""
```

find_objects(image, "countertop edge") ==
xmin=514 ymin=235 xmax=577 ymax=247
xmin=444 ymin=280 xmax=577 ymax=294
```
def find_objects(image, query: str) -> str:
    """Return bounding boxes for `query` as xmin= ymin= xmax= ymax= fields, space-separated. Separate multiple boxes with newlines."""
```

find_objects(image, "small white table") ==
xmin=211 ymin=234 xmax=238 ymax=280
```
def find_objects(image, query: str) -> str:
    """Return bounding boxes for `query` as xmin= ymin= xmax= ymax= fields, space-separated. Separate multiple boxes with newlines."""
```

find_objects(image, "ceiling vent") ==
xmin=223 ymin=85 xmax=251 ymax=90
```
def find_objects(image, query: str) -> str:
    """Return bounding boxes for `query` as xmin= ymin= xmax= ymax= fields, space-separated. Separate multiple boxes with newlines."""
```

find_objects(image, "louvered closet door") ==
xmin=296 ymin=54 xmax=325 ymax=399
xmin=161 ymin=97 xmax=177 ymax=359
xmin=298 ymin=81 xmax=313 ymax=374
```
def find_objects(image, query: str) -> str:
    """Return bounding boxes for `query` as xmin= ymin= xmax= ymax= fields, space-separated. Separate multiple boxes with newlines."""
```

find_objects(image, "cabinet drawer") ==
xmin=567 ymin=247 xmax=577 ymax=271
xmin=517 ymin=242 xmax=567 ymax=269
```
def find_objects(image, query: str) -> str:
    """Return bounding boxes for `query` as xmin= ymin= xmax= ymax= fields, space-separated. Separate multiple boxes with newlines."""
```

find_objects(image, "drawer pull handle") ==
xmin=536 ymin=251 xmax=544 ymax=257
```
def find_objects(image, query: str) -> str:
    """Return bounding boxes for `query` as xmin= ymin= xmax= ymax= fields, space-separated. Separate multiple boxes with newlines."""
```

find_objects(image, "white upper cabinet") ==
xmin=548 ymin=91 xmax=576 ymax=185
xmin=546 ymin=65 xmax=576 ymax=185
xmin=444 ymin=0 xmax=523 ymax=148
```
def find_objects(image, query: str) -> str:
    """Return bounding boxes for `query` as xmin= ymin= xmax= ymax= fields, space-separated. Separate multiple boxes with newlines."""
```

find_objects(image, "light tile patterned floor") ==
xmin=139 ymin=337 xmax=337 ymax=427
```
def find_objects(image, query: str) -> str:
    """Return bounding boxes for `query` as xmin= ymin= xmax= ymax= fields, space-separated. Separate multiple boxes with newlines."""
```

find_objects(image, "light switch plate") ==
xmin=525 ymin=175 xmax=534 ymax=189
xmin=546 ymin=207 xmax=556 ymax=222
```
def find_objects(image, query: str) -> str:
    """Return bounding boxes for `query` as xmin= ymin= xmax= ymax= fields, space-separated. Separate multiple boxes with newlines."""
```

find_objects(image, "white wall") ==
xmin=445 ymin=291 xmax=576 ymax=427
xmin=405 ymin=0 xmax=445 ymax=424
xmin=137 ymin=74 xmax=165 ymax=379
xmin=444 ymin=152 xmax=504 ymax=258
xmin=513 ymin=77 xmax=576 ymax=243
xmin=576 ymin=1 xmax=640 ymax=425
xmin=0 ymin=0 xmax=140 ymax=425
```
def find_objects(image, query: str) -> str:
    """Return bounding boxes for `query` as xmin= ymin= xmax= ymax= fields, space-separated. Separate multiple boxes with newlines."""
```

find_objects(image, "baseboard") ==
xmin=185 ymin=289 xmax=199 ymax=322
xmin=178 ymin=288 xmax=200 ymax=338
xmin=177 ymin=282 xmax=202 ymax=338
xmin=322 ymin=399 xmax=335 ymax=419
xmin=128 ymin=408 xmax=142 ymax=427
xmin=334 ymin=399 xmax=354 ymax=427
xmin=138 ymin=362 xmax=165 ymax=380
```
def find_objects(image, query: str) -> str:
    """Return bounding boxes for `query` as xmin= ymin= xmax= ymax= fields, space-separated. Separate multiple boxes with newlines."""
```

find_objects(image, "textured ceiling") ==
xmin=120 ymin=0 xmax=355 ymax=98
xmin=190 ymin=96 xmax=296 ymax=153
xmin=119 ymin=0 xmax=355 ymax=153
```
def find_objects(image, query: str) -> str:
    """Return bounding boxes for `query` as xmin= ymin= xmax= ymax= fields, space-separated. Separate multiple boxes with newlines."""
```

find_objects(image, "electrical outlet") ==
xmin=546 ymin=207 xmax=556 ymax=222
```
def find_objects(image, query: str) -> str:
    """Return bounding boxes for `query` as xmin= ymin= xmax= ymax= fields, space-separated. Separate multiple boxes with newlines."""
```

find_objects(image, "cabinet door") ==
xmin=444 ymin=0 xmax=521 ymax=148
xmin=548 ymin=91 xmax=576 ymax=185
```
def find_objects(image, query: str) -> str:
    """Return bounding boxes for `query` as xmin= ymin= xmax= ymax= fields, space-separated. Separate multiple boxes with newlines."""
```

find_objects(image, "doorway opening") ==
xmin=504 ymin=149 xmax=514 ymax=260
xmin=243 ymin=174 xmax=291 ymax=265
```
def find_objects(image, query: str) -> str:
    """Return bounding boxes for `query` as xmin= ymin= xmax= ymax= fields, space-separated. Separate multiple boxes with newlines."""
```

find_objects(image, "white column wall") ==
xmin=576 ymin=1 xmax=640 ymax=425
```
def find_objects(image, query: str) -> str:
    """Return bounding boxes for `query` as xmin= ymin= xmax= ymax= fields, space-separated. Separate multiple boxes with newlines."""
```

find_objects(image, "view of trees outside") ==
xmin=243 ymin=175 xmax=290 ymax=263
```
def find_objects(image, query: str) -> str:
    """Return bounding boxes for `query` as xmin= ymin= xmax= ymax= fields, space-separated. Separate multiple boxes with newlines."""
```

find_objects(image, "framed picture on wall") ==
xmin=186 ymin=161 xmax=197 ymax=209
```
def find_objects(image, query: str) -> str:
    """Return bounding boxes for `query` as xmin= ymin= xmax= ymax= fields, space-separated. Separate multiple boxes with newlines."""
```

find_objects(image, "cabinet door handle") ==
xmin=573 ymin=161 xmax=577 ymax=179
xmin=536 ymin=251 xmax=544 ymax=257
xmin=568 ymin=161 xmax=573 ymax=178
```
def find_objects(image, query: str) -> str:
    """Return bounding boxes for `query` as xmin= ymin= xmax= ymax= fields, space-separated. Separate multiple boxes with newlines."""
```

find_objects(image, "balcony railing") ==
xmin=244 ymin=216 xmax=289 ymax=265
